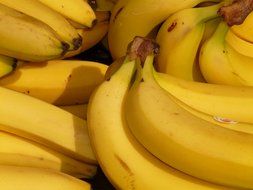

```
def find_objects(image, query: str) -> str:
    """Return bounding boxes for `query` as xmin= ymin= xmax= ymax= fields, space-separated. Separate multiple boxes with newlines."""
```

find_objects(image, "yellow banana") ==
xmin=225 ymin=29 xmax=253 ymax=58
xmin=0 ymin=54 xmax=17 ymax=78
xmin=0 ymin=60 xmax=107 ymax=105
xmin=0 ymin=0 xmax=82 ymax=50
xmin=125 ymin=53 xmax=253 ymax=189
xmin=108 ymin=0 xmax=221 ymax=59
xmin=0 ymin=3 xmax=67 ymax=62
xmin=199 ymin=22 xmax=244 ymax=85
xmin=231 ymin=11 xmax=253 ymax=43
xmin=0 ymin=165 xmax=91 ymax=190
xmin=0 ymin=86 xmax=96 ymax=164
xmin=38 ymin=0 xmax=96 ymax=27
xmin=156 ymin=4 xmax=222 ymax=81
xmin=64 ymin=12 xmax=110 ymax=58
xmin=60 ymin=104 xmax=88 ymax=120
xmin=0 ymin=131 xmax=96 ymax=178
xmin=88 ymin=55 xmax=232 ymax=190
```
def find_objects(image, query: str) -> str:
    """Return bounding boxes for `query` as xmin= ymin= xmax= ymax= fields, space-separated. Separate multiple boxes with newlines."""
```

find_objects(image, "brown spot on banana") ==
xmin=167 ymin=21 xmax=177 ymax=32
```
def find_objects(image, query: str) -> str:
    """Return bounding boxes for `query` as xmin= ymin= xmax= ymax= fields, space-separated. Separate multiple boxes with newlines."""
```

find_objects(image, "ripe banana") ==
xmin=88 ymin=56 xmax=232 ymax=190
xmin=0 ymin=60 xmax=107 ymax=105
xmin=0 ymin=54 xmax=17 ymax=78
xmin=125 ymin=54 xmax=253 ymax=189
xmin=230 ymin=11 xmax=253 ymax=43
xmin=0 ymin=86 xmax=96 ymax=164
xmin=38 ymin=0 xmax=96 ymax=27
xmin=64 ymin=12 xmax=110 ymax=58
xmin=0 ymin=131 xmax=96 ymax=178
xmin=0 ymin=165 xmax=91 ymax=190
xmin=0 ymin=0 xmax=82 ymax=50
xmin=153 ymin=62 xmax=253 ymax=126
xmin=0 ymin=3 xmax=67 ymax=62
xmin=108 ymin=0 xmax=221 ymax=59
xmin=225 ymin=29 xmax=253 ymax=58
xmin=156 ymin=3 xmax=222 ymax=81
xmin=199 ymin=22 xmax=244 ymax=85
xmin=60 ymin=104 xmax=88 ymax=120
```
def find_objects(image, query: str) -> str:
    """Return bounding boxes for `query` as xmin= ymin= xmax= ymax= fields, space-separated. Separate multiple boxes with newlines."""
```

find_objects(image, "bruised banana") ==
xmin=0 ymin=131 xmax=96 ymax=178
xmin=108 ymin=0 xmax=221 ymax=59
xmin=0 ymin=3 xmax=67 ymax=62
xmin=0 ymin=0 xmax=81 ymax=50
xmin=156 ymin=3 xmax=222 ymax=81
xmin=0 ymin=60 xmax=107 ymax=106
xmin=38 ymin=0 xmax=96 ymax=27
xmin=0 ymin=86 xmax=96 ymax=164
xmin=88 ymin=39 xmax=232 ymax=190
xmin=125 ymin=53 xmax=253 ymax=189
xmin=0 ymin=165 xmax=91 ymax=190
xmin=0 ymin=54 xmax=17 ymax=78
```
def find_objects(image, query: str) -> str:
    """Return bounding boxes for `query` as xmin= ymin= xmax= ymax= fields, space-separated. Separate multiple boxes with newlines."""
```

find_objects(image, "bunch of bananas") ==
xmin=2 ymin=0 xmax=253 ymax=189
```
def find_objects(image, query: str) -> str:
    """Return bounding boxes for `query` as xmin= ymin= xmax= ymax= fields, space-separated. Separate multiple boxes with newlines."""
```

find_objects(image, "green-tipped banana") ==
xmin=0 ymin=0 xmax=82 ymax=50
xmin=0 ymin=54 xmax=16 ymax=78
xmin=156 ymin=3 xmax=222 ymax=81
xmin=38 ymin=0 xmax=96 ymax=27
xmin=0 ymin=3 xmax=67 ymax=62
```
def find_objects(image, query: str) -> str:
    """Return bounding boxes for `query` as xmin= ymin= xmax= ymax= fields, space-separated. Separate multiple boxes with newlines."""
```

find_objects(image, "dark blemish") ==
xmin=182 ymin=22 xmax=184 ymax=25
xmin=113 ymin=7 xmax=124 ymax=23
xmin=173 ymin=112 xmax=179 ymax=115
xmin=39 ymin=157 xmax=44 ymax=161
xmin=167 ymin=21 xmax=177 ymax=32
xmin=26 ymin=90 xmax=30 ymax=94
xmin=115 ymin=154 xmax=133 ymax=176
xmin=223 ymin=50 xmax=226 ymax=53
xmin=140 ymin=78 xmax=144 ymax=82
xmin=232 ymin=72 xmax=240 ymax=77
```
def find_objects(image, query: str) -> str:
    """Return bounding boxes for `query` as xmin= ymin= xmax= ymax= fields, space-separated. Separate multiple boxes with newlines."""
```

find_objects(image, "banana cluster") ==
xmin=0 ymin=0 xmax=112 ymax=79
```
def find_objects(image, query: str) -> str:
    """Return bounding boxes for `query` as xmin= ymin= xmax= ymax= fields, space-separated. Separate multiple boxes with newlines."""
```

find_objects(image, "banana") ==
xmin=0 ymin=54 xmax=17 ymax=78
xmin=0 ymin=3 xmax=67 ymax=62
xmin=0 ymin=86 xmax=96 ymax=164
xmin=60 ymin=104 xmax=88 ymax=120
xmin=0 ymin=165 xmax=91 ymax=190
xmin=199 ymin=22 xmax=244 ymax=85
xmin=0 ymin=0 xmax=81 ymax=50
xmin=125 ymin=53 xmax=253 ymax=189
xmin=201 ymin=17 xmax=221 ymax=45
xmin=38 ymin=0 xmax=96 ymax=27
xmin=0 ymin=60 xmax=107 ymax=105
xmin=64 ymin=12 xmax=110 ymax=58
xmin=108 ymin=0 xmax=221 ymax=59
xmin=230 ymin=11 xmax=253 ymax=43
xmin=156 ymin=4 xmax=222 ymax=81
xmin=0 ymin=131 xmax=96 ymax=178
xmin=88 ymin=55 xmax=232 ymax=190
xmin=153 ymin=61 xmax=253 ymax=127
xmin=225 ymin=29 xmax=253 ymax=58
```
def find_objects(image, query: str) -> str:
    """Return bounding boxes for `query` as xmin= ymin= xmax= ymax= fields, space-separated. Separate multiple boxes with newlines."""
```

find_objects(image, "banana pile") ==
xmin=1 ymin=0 xmax=253 ymax=189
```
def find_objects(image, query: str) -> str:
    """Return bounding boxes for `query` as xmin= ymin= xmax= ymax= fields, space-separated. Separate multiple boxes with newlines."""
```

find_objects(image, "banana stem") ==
xmin=218 ymin=0 xmax=253 ymax=26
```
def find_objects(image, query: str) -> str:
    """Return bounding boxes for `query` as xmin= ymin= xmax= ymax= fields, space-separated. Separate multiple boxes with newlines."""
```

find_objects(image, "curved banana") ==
xmin=225 ymin=29 xmax=253 ymax=58
xmin=0 ymin=55 xmax=17 ymax=78
xmin=0 ymin=60 xmax=107 ymax=105
xmin=64 ymin=12 xmax=110 ymax=58
xmin=154 ymin=63 xmax=253 ymax=125
xmin=230 ymin=11 xmax=253 ymax=43
xmin=199 ymin=22 xmax=244 ymax=85
xmin=0 ymin=165 xmax=91 ymax=190
xmin=0 ymin=3 xmax=67 ymax=62
xmin=0 ymin=131 xmax=96 ymax=178
xmin=38 ymin=0 xmax=96 ymax=27
xmin=88 ymin=52 xmax=233 ymax=189
xmin=156 ymin=4 xmax=222 ymax=81
xmin=108 ymin=0 xmax=221 ymax=59
xmin=60 ymin=104 xmax=87 ymax=120
xmin=0 ymin=0 xmax=82 ymax=50
xmin=0 ymin=86 xmax=96 ymax=164
xmin=125 ymin=54 xmax=253 ymax=189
